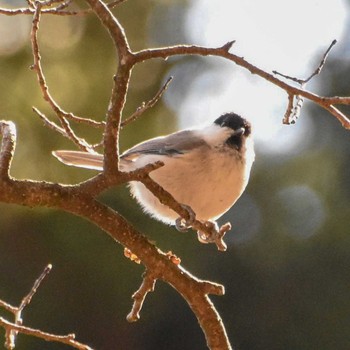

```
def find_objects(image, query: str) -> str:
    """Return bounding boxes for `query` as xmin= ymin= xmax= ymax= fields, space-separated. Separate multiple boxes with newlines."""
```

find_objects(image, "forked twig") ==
xmin=0 ymin=264 xmax=92 ymax=350
xmin=274 ymin=40 xmax=337 ymax=84
xmin=30 ymin=3 xmax=99 ymax=152
xmin=0 ymin=265 xmax=52 ymax=349
xmin=274 ymin=40 xmax=338 ymax=125
xmin=1 ymin=2 xmax=349 ymax=350
xmin=121 ymin=76 xmax=173 ymax=128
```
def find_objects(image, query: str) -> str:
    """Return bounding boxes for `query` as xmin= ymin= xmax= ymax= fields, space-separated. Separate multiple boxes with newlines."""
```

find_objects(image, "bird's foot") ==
xmin=175 ymin=204 xmax=196 ymax=232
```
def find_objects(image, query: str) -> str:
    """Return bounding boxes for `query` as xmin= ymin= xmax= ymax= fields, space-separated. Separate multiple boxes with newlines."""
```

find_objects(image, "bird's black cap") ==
xmin=214 ymin=112 xmax=251 ymax=136
xmin=214 ymin=113 xmax=251 ymax=136
xmin=214 ymin=113 xmax=252 ymax=150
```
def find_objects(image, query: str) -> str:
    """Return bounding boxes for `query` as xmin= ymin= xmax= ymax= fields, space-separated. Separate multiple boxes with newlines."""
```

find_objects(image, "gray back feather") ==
xmin=121 ymin=130 xmax=207 ymax=160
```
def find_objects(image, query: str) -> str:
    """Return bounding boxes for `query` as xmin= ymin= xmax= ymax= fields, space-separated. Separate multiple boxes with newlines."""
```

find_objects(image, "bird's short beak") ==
xmin=233 ymin=127 xmax=245 ymax=136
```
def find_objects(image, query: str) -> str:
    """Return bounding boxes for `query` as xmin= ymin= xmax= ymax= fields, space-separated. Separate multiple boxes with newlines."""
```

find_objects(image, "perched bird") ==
xmin=53 ymin=112 xmax=255 ymax=228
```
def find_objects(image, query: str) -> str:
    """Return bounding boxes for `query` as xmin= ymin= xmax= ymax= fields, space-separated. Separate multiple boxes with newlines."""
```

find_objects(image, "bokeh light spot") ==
xmin=222 ymin=194 xmax=262 ymax=245
xmin=276 ymin=185 xmax=327 ymax=239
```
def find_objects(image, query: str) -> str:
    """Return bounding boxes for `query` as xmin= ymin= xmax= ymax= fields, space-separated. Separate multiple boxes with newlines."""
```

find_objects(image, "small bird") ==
xmin=53 ymin=112 xmax=255 ymax=229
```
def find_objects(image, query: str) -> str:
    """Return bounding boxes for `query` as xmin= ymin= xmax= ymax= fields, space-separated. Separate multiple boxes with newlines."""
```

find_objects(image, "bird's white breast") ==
xmin=124 ymin=135 xmax=255 ymax=225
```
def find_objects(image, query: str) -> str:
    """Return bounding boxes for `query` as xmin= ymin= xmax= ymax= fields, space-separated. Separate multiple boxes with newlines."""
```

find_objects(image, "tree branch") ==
xmin=0 ymin=317 xmax=93 ymax=350
xmin=1 ymin=1 xmax=349 ymax=349
xmin=0 ymin=121 xmax=16 ymax=180
xmin=127 ymin=270 xmax=157 ymax=322
xmin=0 ymin=264 xmax=91 ymax=350
xmin=133 ymin=42 xmax=350 ymax=129
xmin=0 ymin=118 xmax=232 ymax=349
xmin=84 ymin=0 xmax=133 ymax=172
xmin=30 ymin=2 xmax=95 ymax=152
xmin=121 ymin=76 xmax=173 ymax=128
xmin=0 ymin=0 xmax=125 ymax=16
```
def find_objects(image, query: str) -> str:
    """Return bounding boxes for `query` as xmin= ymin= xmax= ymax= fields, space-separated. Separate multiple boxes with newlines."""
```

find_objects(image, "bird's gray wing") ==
xmin=121 ymin=130 xmax=207 ymax=161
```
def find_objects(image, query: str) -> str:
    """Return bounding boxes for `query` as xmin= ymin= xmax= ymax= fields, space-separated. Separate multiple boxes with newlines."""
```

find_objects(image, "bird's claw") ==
xmin=175 ymin=204 xmax=196 ymax=232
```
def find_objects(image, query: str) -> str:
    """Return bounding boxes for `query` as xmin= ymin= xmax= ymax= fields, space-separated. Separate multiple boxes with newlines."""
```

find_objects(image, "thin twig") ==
xmin=121 ymin=76 xmax=173 ymax=128
xmin=273 ymin=40 xmax=337 ymax=84
xmin=0 ymin=317 xmax=93 ymax=350
xmin=0 ymin=300 xmax=16 ymax=314
xmin=33 ymin=107 xmax=67 ymax=136
xmin=1 ymin=265 xmax=52 ymax=349
xmin=127 ymin=270 xmax=157 ymax=322
xmin=275 ymin=41 xmax=337 ymax=124
xmin=37 ymin=0 xmax=66 ymax=6
xmin=0 ymin=264 xmax=92 ymax=349
xmin=18 ymin=264 xmax=52 ymax=312
xmin=25 ymin=0 xmax=34 ymax=8
xmin=64 ymin=113 xmax=106 ymax=128
xmin=30 ymin=3 xmax=96 ymax=152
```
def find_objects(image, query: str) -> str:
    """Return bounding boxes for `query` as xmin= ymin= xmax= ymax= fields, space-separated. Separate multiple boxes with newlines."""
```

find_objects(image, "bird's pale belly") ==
xmin=129 ymin=153 xmax=249 ymax=224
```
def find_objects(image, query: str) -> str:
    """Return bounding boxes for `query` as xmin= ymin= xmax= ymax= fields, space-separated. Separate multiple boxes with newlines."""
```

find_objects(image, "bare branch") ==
xmin=0 ymin=300 xmax=16 ymax=315
xmin=273 ymin=39 xmax=337 ymax=84
xmin=121 ymin=76 xmax=173 ymax=128
xmin=0 ymin=0 xmax=126 ymax=16
xmin=18 ymin=264 xmax=52 ymax=312
xmin=1 ymin=2 xmax=348 ymax=350
xmin=273 ymin=40 xmax=340 ymax=125
xmin=0 ymin=317 xmax=93 ymax=350
xmin=127 ymin=270 xmax=157 ymax=322
xmin=0 ymin=121 xmax=16 ymax=180
xmin=84 ymin=0 xmax=134 ymax=172
xmin=33 ymin=107 xmax=69 ymax=137
xmin=0 ymin=264 xmax=92 ymax=349
xmin=324 ymin=104 xmax=350 ymax=127
xmin=30 ymin=3 xmax=97 ymax=152
xmin=133 ymin=42 xmax=350 ymax=129
xmin=0 ymin=115 xmax=233 ymax=348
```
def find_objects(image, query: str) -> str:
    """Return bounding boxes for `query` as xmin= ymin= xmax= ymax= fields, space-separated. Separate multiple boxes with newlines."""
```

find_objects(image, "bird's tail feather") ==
xmin=52 ymin=151 xmax=103 ymax=171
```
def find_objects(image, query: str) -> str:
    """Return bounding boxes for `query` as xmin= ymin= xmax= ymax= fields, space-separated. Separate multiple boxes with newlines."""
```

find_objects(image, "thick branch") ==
xmin=2 ymin=2 xmax=348 ymax=349
xmin=0 ymin=122 xmax=231 ymax=349
xmin=84 ymin=0 xmax=134 ymax=172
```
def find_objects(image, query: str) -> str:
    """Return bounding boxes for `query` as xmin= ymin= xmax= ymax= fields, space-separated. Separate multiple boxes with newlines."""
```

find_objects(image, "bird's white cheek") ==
xmin=244 ymin=137 xmax=255 ymax=167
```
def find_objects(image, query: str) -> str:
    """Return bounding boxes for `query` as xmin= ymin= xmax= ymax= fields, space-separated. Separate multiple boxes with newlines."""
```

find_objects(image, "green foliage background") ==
xmin=0 ymin=1 xmax=349 ymax=349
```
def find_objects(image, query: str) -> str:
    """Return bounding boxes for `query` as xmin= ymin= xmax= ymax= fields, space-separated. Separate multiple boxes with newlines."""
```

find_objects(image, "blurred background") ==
xmin=0 ymin=0 xmax=349 ymax=349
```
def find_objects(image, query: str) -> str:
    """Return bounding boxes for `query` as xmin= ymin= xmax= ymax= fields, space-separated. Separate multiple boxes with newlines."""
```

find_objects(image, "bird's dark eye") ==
xmin=226 ymin=134 xmax=243 ymax=150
